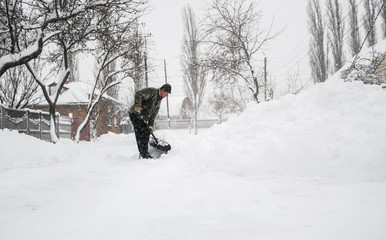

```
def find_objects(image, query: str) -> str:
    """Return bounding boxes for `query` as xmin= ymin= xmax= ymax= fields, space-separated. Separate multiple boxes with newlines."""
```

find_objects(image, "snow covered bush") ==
xmin=341 ymin=49 xmax=386 ymax=85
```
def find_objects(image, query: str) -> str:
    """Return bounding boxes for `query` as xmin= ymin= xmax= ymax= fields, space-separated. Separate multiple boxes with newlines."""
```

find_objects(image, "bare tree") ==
xmin=348 ymin=0 xmax=361 ymax=56
xmin=0 ymin=64 xmax=41 ymax=109
xmin=364 ymin=0 xmax=378 ymax=47
xmin=204 ymin=0 xmax=280 ymax=103
xmin=68 ymin=52 xmax=79 ymax=82
xmin=308 ymin=0 xmax=328 ymax=83
xmin=74 ymin=5 xmax=147 ymax=142
xmin=209 ymin=91 xmax=233 ymax=122
xmin=285 ymin=66 xmax=311 ymax=95
xmin=97 ymin=10 xmax=119 ymax=100
xmin=209 ymin=82 xmax=246 ymax=120
xmin=344 ymin=0 xmax=385 ymax=78
xmin=1 ymin=0 xmax=146 ymax=142
xmin=95 ymin=10 xmax=147 ymax=94
xmin=380 ymin=0 xmax=386 ymax=39
xmin=25 ymin=64 xmax=69 ymax=142
xmin=130 ymin=26 xmax=147 ymax=92
xmin=327 ymin=0 xmax=345 ymax=72
xmin=181 ymin=5 xmax=207 ymax=135
xmin=38 ymin=0 xmax=103 ymax=142
xmin=0 ymin=0 xmax=140 ymax=78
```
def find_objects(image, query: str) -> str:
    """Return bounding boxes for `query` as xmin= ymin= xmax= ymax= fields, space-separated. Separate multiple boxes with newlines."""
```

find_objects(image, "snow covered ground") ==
xmin=1 ymin=77 xmax=386 ymax=240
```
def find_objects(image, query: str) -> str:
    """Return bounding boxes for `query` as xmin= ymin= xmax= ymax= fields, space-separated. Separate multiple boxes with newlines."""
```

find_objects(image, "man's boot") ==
xmin=139 ymin=152 xmax=153 ymax=159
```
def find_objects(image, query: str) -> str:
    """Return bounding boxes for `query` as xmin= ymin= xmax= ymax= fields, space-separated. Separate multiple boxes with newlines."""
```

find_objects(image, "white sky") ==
xmin=144 ymin=0 xmax=311 ymax=97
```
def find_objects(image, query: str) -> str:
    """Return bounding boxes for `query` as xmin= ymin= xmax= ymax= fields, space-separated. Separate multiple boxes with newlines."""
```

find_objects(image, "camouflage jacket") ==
xmin=129 ymin=87 xmax=162 ymax=127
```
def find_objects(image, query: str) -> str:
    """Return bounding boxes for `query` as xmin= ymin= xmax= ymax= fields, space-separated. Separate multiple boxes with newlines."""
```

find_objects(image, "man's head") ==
xmin=160 ymin=84 xmax=171 ymax=98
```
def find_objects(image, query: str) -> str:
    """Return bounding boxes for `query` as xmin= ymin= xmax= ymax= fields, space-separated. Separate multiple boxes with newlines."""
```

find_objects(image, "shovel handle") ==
xmin=133 ymin=113 xmax=158 ymax=144
xmin=151 ymin=133 xmax=159 ymax=144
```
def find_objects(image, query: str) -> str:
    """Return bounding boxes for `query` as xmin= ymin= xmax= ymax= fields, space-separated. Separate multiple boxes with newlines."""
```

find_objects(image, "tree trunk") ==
xmin=49 ymin=104 xmax=59 ymax=143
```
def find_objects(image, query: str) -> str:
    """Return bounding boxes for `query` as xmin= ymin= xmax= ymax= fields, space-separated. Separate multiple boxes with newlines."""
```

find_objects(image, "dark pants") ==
xmin=129 ymin=112 xmax=150 ymax=156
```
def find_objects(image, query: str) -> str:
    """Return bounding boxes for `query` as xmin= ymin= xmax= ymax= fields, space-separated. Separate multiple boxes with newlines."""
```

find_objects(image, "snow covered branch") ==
xmin=0 ymin=0 xmax=145 ymax=78
xmin=0 ymin=31 xmax=44 ymax=77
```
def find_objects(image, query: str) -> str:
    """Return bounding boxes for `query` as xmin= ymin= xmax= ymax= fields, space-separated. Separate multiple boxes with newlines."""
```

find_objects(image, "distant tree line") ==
xmin=307 ymin=0 xmax=386 ymax=84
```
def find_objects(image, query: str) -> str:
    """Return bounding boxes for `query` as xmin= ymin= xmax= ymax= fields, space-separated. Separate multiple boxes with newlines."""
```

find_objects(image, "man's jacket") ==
xmin=129 ymin=87 xmax=162 ymax=127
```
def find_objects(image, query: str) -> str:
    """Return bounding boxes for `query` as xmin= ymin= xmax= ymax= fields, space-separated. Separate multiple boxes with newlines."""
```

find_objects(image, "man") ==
xmin=129 ymin=84 xmax=171 ymax=159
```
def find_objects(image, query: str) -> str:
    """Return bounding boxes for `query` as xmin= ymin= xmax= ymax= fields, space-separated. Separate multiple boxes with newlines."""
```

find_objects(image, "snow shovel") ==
xmin=149 ymin=133 xmax=171 ymax=153
xmin=134 ymin=113 xmax=171 ymax=155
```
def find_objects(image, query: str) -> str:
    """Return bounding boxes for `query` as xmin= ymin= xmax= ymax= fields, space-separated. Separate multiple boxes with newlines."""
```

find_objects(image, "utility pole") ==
xmin=144 ymin=37 xmax=148 ymax=87
xmin=141 ymin=23 xmax=151 ymax=88
xmin=264 ymin=57 xmax=267 ymax=101
xmin=164 ymin=59 xmax=170 ymax=128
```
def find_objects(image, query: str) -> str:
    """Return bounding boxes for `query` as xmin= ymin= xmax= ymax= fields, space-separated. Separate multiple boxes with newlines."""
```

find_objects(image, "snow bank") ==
xmin=0 ymin=129 xmax=63 ymax=169
xmin=1 ymin=74 xmax=386 ymax=183
xmin=2 ymin=78 xmax=386 ymax=182
xmin=177 ymin=79 xmax=386 ymax=181
xmin=0 ymin=129 xmax=132 ymax=170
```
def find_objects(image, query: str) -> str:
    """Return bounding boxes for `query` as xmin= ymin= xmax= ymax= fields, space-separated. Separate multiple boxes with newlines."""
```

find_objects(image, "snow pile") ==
xmin=177 ymin=78 xmax=386 ymax=181
xmin=0 ymin=129 xmax=134 ymax=170
xmin=0 ymin=129 xmax=64 ymax=169
xmin=2 ymin=77 xmax=386 ymax=182
xmin=2 ymin=41 xmax=386 ymax=240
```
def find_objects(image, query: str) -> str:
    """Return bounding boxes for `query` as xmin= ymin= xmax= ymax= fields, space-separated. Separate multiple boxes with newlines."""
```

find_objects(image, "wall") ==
xmin=375 ymin=56 xmax=386 ymax=76
xmin=95 ymin=100 xmax=122 ymax=136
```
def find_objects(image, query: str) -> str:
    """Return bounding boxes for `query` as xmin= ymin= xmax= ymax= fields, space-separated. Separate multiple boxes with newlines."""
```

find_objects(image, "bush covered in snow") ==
xmin=341 ymin=42 xmax=386 ymax=85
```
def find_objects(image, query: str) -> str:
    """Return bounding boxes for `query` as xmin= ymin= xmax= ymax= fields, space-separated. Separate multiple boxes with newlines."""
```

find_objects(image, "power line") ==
xmin=350 ymin=0 xmax=385 ymax=68
xmin=271 ymin=0 xmax=353 ymax=75
xmin=272 ymin=0 xmax=380 ymax=80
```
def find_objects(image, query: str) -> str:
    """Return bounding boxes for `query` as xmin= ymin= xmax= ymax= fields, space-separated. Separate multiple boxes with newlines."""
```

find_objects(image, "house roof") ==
xmin=56 ymin=81 xmax=90 ymax=105
xmin=36 ymin=81 xmax=120 ymax=106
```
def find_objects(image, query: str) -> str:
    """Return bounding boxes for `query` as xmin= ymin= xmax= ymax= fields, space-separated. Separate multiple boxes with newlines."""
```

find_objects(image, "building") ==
xmin=31 ymin=81 xmax=126 ymax=141
xmin=375 ymin=54 xmax=386 ymax=77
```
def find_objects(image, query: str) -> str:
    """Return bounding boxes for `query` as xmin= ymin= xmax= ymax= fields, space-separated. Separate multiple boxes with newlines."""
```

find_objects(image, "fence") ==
xmin=155 ymin=119 xmax=223 ymax=130
xmin=58 ymin=116 xmax=71 ymax=139
xmin=0 ymin=106 xmax=71 ymax=141
xmin=0 ymin=105 xmax=224 ymax=141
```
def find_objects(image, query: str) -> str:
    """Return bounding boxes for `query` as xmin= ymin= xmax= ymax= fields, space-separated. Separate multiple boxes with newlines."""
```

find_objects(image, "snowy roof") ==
xmin=56 ymin=81 xmax=92 ymax=104
xmin=35 ymin=81 xmax=120 ymax=106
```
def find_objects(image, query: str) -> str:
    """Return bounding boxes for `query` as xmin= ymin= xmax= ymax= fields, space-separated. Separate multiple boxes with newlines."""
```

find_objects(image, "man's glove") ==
xmin=134 ymin=104 xmax=142 ymax=114
xmin=149 ymin=126 xmax=154 ymax=133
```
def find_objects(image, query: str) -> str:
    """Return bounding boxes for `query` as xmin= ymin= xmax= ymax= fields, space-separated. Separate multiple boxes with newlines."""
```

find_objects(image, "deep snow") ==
xmin=1 ymin=76 xmax=386 ymax=240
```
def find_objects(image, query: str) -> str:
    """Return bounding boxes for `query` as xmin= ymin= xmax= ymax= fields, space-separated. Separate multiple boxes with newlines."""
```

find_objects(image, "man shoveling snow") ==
xmin=129 ymin=84 xmax=172 ymax=159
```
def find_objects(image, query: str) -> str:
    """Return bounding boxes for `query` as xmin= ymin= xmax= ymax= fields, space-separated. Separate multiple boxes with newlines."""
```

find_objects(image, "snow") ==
xmin=184 ymin=78 xmax=386 ymax=181
xmin=0 ymin=30 xmax=42 ymax=74
xmin=1 ymin=74 xmax=386 ymax=239
xmin=35 ymin=81 xmax=120 ymax=106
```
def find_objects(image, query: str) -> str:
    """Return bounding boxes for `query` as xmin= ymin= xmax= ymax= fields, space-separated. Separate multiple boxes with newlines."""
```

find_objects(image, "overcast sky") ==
xmin=144 ymin=0 xmax=311 ymax=97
